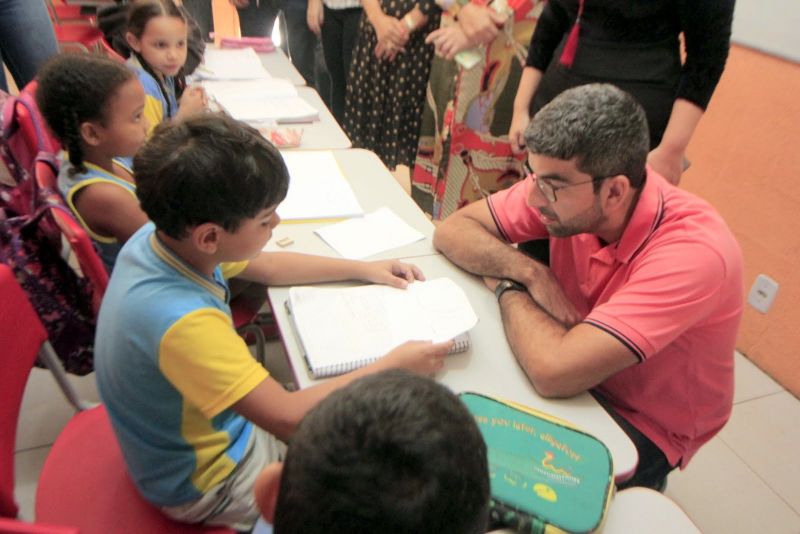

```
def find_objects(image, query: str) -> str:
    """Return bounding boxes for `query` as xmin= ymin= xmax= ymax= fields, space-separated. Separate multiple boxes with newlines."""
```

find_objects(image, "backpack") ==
xmin=460 ymin=392 xmax=615 ymax=534
xmin=0 ymin=153 xmax=96 ymax=375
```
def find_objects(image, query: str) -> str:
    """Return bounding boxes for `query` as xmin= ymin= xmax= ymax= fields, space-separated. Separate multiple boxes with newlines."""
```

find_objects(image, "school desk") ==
xmin=266 ymin=252 xmax=639 ymax=481
xmin=258 ymin=48 xmax=306 ymax=86
xmin=263 ymin=149 xmax=436 ymax=259
xmin=289 ymin=87 xmax=351 ymax=150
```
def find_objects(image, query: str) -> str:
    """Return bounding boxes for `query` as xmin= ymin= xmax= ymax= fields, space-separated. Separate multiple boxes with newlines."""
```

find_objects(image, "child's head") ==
xmin=255 ymin=370 xmax=490 ymax=534
xmin=36 ymin=53 xmax=147 ymax=173
xmin=125 ymin=0 xmax=187 ymax=80
xmin=134 ymin=113 xmax=289 ymax=257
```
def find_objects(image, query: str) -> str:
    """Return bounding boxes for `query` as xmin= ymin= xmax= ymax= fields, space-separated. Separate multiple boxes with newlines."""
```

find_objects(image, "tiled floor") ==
xmin=13 ymin=350 xmax=800 ymax=532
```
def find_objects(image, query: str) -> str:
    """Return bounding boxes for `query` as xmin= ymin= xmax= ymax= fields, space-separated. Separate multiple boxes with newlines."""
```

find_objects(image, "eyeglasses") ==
xmin=523 ymin=160 xmax=608 ymax=203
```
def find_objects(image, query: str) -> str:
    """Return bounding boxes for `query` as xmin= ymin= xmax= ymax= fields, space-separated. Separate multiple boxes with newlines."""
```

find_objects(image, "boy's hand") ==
xmin=359 ymin=259 xmax=424 ymax=288
xmin=383 ymin=340 xmax=454 ymax=375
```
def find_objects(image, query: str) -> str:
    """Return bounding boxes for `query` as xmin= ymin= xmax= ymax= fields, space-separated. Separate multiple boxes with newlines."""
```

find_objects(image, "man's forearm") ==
xmin=434 ymin=215 xmax=537 ymax=285
xmin=499 ymin=290 xmax=570 ymax=397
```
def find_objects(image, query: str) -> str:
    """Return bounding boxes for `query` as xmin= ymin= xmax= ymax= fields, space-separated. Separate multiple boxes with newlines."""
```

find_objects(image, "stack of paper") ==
xmin=314 ymin=207 xmax=425 ymax=259
xmin=196 ymin=48 xmax=270 ymax=80
xmin=278 ymin=151 xmax=363 ymax=221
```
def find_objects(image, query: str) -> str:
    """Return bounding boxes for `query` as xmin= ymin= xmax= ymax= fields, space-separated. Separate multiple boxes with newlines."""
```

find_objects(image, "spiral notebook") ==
xmin=285 ymin=278 xmax=478 ymax=378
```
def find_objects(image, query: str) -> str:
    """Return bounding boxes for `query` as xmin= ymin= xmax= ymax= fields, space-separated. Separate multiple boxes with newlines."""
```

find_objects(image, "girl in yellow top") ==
xmin=36 ymin=53 xmax=150 ymax=272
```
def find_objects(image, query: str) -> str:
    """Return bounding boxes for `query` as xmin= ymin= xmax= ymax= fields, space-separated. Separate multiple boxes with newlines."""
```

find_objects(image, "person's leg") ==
xmin=0 ymin=0 xmax=59 ymax=91
xmin=594 ymin=393 xmax=675 ymax=491
xmin=160 ymin=427 xmax=286 ymax=530
xmin=281 ymin=5 xmax=317 ymax=86
xmin=237 ymin=0 xmax=279 ymax=38
xmin=321 ymin=6 xmax=362 ymax=124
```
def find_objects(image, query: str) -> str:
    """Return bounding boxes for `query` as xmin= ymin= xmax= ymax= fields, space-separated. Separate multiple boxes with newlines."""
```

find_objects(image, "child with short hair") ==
xmin=255 ymin=370 xmax=491 ymax=534
xmin=36 ymin=53 xmax=150 ymax=272
xmin=125 ymin=0 xmax=206 ymax=134
xmin=95 ymin=113 xmax=454 ymax=531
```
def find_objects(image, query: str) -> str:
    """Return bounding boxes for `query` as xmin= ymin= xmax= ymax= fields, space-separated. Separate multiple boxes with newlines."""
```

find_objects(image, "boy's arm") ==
xmin=233 ymin=339 xmax=453 ymax=441
xmin=236 ymin=251 xmax=425 ymax=288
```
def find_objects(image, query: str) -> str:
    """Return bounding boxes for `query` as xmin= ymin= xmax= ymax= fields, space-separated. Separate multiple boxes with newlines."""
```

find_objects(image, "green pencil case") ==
xmin=460 ymin=392 xmax=615 ymax=534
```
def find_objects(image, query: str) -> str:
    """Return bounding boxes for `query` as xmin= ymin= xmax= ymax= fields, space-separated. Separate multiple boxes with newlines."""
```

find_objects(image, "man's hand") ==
xmin=382 ymin=340 xmax=454 ymax=375
xmin=426 ymin=25 xmax=471 ymax=59
xmin=307 ymin=0 xmax=324 ymax=35
xmin=485 ymin=273 xmax=582 ymax=327
xmin=457 ymin=2 xmax=506 ymax=46
xmin=508 ymin=109 xmax=530 ymax=154
xmin=358 ymin=259 xmax=425 ymax=288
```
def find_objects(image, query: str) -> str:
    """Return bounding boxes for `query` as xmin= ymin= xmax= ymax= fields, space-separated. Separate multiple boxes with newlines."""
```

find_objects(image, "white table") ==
xmin=267 ymin=253 xmax=638 ymax=480
xmin=259 ymin=49 xmax=306 ymax=86
xmin=265 ymin=149 xmax=436 ymax=259
xmin=602 ymin=488 xmax=701 ymax=533
xmin=291 ymin=87 xmax=351 ymax=150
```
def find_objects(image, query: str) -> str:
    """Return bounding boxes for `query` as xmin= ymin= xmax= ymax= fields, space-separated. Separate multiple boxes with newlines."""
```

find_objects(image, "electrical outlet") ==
xmin=747 ymin=274 xmax=779 ymax=314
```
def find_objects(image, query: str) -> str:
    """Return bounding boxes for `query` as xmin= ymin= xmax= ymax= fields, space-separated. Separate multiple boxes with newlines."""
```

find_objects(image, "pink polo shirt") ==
xmin=488 ymin=169 xmax=743 ymax=467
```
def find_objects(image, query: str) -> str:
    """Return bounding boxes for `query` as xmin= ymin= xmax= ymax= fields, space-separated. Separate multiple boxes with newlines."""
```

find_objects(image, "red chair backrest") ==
xmin=0 ymin=517 xmax=79 ymax=533
xmin=34 ymin=158 xmax=108 ymax=314
xmin=0 ymin=265 xmax=49 ymax=519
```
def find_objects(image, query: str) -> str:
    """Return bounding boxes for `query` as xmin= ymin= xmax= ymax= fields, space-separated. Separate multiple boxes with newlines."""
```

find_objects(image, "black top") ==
xmin=525 ymin=0 xmax=735 ymax=109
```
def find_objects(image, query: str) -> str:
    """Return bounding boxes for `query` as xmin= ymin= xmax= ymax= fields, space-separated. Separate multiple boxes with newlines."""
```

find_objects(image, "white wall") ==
xmin=731 ymin=0 xmax=800 ymax=62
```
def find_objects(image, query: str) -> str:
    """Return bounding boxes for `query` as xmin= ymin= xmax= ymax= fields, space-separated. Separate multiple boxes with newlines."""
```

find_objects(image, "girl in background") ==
xmin=36 ymin=53 xmax=150 ymax=272
xmin=125 ymin=0 xmax=207 ymax=135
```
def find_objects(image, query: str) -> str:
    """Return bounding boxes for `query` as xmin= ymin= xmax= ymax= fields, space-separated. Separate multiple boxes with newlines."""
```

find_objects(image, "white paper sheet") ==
xmin=216 ymin=96 xmax=318 ymax=123
xmin=203 ymin=79 xmax=298 ymax=101
xmin=277 ymin=151 xmax=363 ymax=220
xmin=314 ymin=207 xmax=425 ymax=259
xmin=196 ymin=48 xmax=270 ymax=80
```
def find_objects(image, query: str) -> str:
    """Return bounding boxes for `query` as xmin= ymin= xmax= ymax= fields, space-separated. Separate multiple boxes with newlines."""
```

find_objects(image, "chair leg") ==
xmin=238 ymin=323 xmax=267 ymax=366
xmin=38 ymin=342 xmax=93 ymax=411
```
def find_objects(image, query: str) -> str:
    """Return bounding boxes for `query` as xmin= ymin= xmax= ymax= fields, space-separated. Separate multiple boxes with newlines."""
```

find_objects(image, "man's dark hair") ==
xmin=134 ymin=113 xmax=289 ymax=239
xmin=525 ymin=84 xmax=650 ymax=189
xmin=36 ymin=53 xmax=135 ymax=174
xmin=274 ymin=370 xmax=490 ymax=534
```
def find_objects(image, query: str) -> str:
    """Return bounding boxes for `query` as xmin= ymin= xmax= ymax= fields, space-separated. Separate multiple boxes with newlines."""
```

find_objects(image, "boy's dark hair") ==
xmin=274 ymin=370 xmax=490 ymax=534
xmin=134 ymin=113 xmax=289 ymax=239
xmin=35 ymin=53 xmax=136 ymax=174
xmin=127 ymin=0 xmax=187 ymax=110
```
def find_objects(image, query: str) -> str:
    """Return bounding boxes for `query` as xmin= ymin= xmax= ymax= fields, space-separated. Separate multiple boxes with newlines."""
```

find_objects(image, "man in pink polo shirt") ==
xmin=435 ymin=84 xmax=743 ymax=490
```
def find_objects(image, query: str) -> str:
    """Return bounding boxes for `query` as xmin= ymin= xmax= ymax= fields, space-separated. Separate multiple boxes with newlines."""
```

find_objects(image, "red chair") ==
xmin=0 ymin=265 xmax=88 ymax=520
xmin=34 ymin=158 xmax=108 ymax=315
xmin=35 ymin=406 xmax=236 ymax=534
xmin=0 ymin=517 xmax=78 ymax=533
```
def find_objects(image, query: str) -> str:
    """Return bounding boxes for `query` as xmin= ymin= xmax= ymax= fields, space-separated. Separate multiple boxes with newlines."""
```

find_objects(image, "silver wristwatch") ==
xmin=494 ymin=279 xmax=526 ymax=301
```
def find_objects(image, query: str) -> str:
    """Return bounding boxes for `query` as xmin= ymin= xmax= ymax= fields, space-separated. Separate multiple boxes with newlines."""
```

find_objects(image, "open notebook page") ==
xmin=277 ymin=151 xmax=363 ymax=220
xmin=288 ymin=278 xmax=478 ymax=372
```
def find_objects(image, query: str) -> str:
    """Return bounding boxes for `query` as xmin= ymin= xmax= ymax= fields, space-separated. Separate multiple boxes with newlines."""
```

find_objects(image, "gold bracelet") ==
xmin=403 ymin=14 xmax=415 ymax=31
